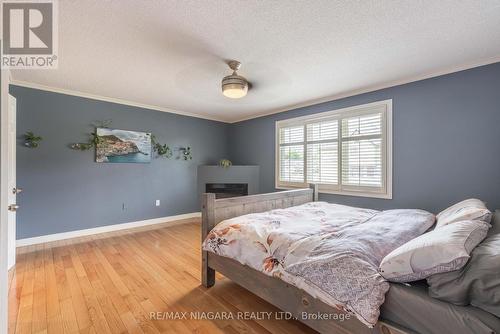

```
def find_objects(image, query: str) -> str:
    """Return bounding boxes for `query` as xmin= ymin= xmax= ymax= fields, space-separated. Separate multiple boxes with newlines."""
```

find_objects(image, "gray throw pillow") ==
xmin=427 ymin=211 xmax=500 ymax=317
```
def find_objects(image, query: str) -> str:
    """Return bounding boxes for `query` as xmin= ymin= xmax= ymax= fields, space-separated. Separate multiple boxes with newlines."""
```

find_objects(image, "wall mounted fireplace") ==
xmin=197 ymin=165 xmax=259 ymax=203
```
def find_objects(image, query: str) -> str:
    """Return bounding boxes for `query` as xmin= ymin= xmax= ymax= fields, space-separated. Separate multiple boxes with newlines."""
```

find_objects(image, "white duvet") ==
xmin=202 ymin=202 xmax=435 ymax=327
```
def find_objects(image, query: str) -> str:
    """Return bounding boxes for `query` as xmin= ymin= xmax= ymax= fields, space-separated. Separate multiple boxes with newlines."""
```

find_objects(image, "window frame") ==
xmin=275 ymin=99 xmax=392 ymax=199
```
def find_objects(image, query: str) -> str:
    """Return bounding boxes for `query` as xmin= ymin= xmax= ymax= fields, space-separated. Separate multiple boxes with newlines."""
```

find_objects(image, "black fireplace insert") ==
xmin=205 ymin=183 xmax=248 ymax=199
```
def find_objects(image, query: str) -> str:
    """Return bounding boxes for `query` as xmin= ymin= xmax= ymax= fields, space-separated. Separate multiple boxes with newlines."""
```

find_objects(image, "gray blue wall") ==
xmin=229 ymin=62 xmax=500 ymax=213
xmin=12 ymin=86 xmax=229 ymax=239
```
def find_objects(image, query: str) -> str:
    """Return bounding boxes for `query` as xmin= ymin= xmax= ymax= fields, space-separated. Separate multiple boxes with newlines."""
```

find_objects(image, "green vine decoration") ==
xmin=69 ymin=120 xmax=110 ymax=150
xmin=69 ymin=130 xmax=102 ymax=150
xmin=24 ymin=131 xmax=43 ymax=148
xmin=179 ymin=147 xmax=192 ymax=160
xmin=151 ymin=135 xmax=172 ymax=158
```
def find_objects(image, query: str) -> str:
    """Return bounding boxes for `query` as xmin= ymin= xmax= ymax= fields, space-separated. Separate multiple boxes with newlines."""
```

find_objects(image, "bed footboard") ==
xmin=201 ymin=184 xmax=318 ymax=287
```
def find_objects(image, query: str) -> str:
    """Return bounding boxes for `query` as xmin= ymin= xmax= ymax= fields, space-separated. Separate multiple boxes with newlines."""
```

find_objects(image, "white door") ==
xmin=7 ymin=95 xmax=17 ymax=270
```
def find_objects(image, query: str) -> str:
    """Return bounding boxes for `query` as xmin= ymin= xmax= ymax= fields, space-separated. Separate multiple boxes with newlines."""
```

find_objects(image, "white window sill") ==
xmin=275 ymin=185 xmax=393 ymax=200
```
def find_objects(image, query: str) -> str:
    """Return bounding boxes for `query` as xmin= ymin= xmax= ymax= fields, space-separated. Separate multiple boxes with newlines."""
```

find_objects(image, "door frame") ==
xmin=1 ymin=67 xmax=12 ymax=334
xmin=7 ymin=94 xmax=15 ymax=270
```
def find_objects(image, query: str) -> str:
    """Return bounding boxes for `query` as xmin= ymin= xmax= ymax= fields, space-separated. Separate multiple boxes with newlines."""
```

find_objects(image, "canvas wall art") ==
xmin=96 ymin=128 xmax=151 ymax=163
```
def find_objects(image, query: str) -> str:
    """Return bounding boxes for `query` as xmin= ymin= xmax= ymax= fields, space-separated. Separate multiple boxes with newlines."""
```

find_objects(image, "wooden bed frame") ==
xmin=201 ymin=185 xmax=410 ymax=334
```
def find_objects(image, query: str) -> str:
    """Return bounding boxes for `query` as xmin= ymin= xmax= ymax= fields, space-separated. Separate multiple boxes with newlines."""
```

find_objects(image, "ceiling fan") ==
xmin=221 ymin=60 xmax=249 ymax=99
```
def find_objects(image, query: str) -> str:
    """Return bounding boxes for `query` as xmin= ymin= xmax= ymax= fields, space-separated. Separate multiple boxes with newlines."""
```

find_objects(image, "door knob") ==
xmin=12 ymin=187 xmax=22 ymax=194
xmin=8 ymin=204 xmax=19 ymax=212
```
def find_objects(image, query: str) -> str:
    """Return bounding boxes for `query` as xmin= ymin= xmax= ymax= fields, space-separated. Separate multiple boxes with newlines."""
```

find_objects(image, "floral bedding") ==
xmin=202 ymin=202 xmax=435 ymax=327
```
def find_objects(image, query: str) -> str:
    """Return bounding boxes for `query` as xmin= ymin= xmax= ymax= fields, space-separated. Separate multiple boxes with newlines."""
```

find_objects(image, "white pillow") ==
xmin=436 ymin=198 xmax=492 ymax=229
xmin=379 ymin=220 xmax=490 ymax=283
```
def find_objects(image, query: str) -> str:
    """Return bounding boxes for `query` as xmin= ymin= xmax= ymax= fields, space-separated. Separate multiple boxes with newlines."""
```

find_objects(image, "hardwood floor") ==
xmin=8 ymin=219 xmax=316 ymax=334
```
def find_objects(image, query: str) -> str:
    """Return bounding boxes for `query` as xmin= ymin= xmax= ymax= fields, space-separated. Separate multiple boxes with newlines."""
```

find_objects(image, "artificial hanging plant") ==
xmin=151 ymin=134 xmax=172 ymax=158
xmin=69 ymin=120 xmax=110 ymax=150
xmin=24 ymin=131 xmax=43 ymax=148
xmin=179 ymin=147 xmax=192 ymax=160
xmin=69 ymin=129 xmax=102 ymax=150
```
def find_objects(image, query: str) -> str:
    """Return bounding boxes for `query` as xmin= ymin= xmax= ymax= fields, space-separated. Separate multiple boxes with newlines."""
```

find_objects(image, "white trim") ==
xmin=386 ymin=101 xmax=393 ymax=200
xmin=275 ymin=100 xmax=392 ymax=199
xmin=16 ymin=212 xmax=201 ymax=247
xmin=275 ymin=99 xmax=391 ymax=126
xmin=7 ymin=95 xmax=16 ymax=269
xmin=232 ymin=56 xmax=500 ymax=123
xmin=276 ymin=186 xmax=392 ymax=199
xmin=0 ymin=67 xmax=12 ymax=334
xmin=9 ymin=80 xmax=226 ymax=123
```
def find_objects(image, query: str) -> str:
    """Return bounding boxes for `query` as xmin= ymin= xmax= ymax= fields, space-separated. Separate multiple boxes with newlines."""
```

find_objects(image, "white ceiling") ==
xmin=11 ymin=0 xmax=500 ymax=123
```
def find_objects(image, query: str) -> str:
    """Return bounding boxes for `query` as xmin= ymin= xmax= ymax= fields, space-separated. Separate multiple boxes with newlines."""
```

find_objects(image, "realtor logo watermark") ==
xmin=1 ymin=0 xmax=58 ymax=69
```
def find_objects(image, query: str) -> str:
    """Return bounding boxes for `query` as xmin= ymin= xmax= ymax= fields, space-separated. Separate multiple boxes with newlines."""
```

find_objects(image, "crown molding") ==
xmin=9 ymin=80 xmax=228 ymax=123
xmin=229 ymin=56 xmax=500 ymax=123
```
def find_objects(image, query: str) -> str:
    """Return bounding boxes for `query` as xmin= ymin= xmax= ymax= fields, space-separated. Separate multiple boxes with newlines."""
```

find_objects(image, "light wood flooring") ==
xmin=8 ymin=219 xmax=315 ymax=334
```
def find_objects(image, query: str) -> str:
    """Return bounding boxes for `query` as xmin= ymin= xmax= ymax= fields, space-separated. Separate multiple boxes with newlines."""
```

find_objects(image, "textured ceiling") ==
xmin=11 ymin=0 xmax=500 ymax=122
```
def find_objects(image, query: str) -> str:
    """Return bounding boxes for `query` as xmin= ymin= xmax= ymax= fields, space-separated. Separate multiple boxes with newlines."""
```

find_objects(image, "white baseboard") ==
xmin=16 ymin=212 xmax=201 ymax=247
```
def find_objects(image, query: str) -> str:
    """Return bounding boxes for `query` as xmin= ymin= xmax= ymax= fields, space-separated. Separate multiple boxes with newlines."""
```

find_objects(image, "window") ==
xmin=275 ymin=100 xmax=392 ymax=199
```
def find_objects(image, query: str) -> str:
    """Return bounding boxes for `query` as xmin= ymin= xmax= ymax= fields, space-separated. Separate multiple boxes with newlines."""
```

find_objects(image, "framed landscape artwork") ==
xmin=96 ymin=128 xmax=151 ymax=163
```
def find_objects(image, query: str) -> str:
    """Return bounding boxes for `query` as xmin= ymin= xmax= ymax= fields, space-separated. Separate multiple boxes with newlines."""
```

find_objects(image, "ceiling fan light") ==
xmin=222 ymin=83 xmax=248 ymax=99
xmin=221 ymin=74 xmax=248 ymax=99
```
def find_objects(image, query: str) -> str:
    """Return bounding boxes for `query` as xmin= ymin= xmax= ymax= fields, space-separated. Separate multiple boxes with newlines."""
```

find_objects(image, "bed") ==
xmin=200 ymin=185 xmax=500 ymax=334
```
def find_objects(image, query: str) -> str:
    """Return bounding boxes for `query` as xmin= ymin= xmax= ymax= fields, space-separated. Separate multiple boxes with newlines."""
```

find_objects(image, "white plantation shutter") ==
xmin=342 ymin=138 xmax=382 ymax=186
xmin=306 ymin=120 xmax=338 ymax=185
xmin=278 ymin=125 xmax=305 ymax=183
xmin=280 ymin=125 xmax=304 ymax=144
xmin=279 ymin=145 xmax=304 ymax=183
xmin=276 ymin=100 xmax=392 ymax=198
xmin=341 ymin=113 xmax=383 ymax=188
